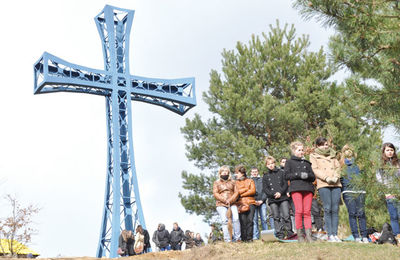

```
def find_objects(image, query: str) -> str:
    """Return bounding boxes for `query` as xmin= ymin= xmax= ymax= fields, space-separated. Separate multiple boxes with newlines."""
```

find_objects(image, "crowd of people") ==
xmin=118 ymin=222 xmax=205 ymax=256
xmin=118 ymin=138 xmax=400 ymax=256
xmin=212 ymin=138 xmax=400 ymax=244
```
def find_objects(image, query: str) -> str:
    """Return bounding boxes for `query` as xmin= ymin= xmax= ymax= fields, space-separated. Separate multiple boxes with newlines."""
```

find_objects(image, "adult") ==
xmin=118 ymin=229 xmax=135 ymax=256
xmin=250 ymin=167 xmax=269 ymax=240
xmin=152 ymin=223 xmax=170 ymax=251
xmin=340 ymin=144 xmax=368 ymax=243
xmin=235 ymin=165 xmax=256 ymax=242
xmin=143 ymin=227 xmax=151 ymax=253
xmin=184 ymin=230 xmax=195 ymax=249
xmin=310 ymin=137 xmax=342 ymax=242
xmin=285 ymin=141 xmax=316 ymax=242
xmin=213 ymin=165 xmax=241 ymax=242
xmin=134 ymin=225 xmax=145 ymax=255
xmin=170 ymin=222 xmax=185 ymax=250
xmin=194 ymin=233 xmax=205 ymax=247
xmin=376 ymin=142 xmax=400 ymax=236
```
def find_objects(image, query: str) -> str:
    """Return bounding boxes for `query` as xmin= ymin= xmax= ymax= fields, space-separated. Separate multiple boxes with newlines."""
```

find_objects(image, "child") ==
xmin=285 ymin=141 xmax=316 ymax=242
xmin=263 ymin=156 xmax=293 ymax=239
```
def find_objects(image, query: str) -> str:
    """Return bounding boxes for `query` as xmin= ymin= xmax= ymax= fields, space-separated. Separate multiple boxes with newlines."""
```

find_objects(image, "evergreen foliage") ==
xmin=179 ymin=22 xmax=383 ymax=224
xmin=293 ymin=0 xmax=400 ymax=129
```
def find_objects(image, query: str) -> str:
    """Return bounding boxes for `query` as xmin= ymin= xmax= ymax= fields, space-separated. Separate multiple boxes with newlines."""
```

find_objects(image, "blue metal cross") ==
xmin=33 ymin=5 xmax=196 ymax=258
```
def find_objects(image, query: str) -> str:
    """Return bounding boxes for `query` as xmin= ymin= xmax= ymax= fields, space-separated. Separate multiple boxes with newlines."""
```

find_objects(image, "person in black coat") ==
xmin=152 ymin=223 xmax=170 ymax=251
xmin=263 ymin=156 xmax=293 ymax=239
xmin=170 ymin=222 xmax=185 ymax=250
xmin=142 ymin=227 xmax=151 ymax=253
xmin=118 ymin=229 xmax=135 ymax=256
xmin=284 ymin=141 xmax=316 ymax=242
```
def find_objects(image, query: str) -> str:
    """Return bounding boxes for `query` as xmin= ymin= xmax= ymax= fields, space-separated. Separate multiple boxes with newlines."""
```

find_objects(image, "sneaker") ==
xmin=355 ymin=237 xmax=362 ymax=243
xmin=362 ymin=237 xmax=369 ymax=243
xmin=319 ymin=234 xmax=328 ymax=241
xmin=333 ymin=235 xmax=342 ymax=242
xmin=328 ymin=235 xmax=336 ymax=242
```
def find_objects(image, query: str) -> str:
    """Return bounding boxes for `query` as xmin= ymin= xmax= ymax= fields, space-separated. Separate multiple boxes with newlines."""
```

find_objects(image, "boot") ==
xmin=297 ymin=229 xmax=305 ymax=243
xmin=305 ymin=229 xmax=313 ymax=243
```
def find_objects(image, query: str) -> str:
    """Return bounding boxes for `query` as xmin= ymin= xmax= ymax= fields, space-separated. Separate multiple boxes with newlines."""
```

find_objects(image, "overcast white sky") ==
xmin=0 ymin=0 xmax=398 ymax=258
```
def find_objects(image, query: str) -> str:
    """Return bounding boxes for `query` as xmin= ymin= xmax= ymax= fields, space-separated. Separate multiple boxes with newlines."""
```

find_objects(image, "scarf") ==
xmin=314 ymin=147 xmax=336 ymax=158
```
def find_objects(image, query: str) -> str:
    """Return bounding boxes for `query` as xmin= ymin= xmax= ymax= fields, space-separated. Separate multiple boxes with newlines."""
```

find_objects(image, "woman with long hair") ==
xmin=376 ymin=142 xmax=400 ymax=236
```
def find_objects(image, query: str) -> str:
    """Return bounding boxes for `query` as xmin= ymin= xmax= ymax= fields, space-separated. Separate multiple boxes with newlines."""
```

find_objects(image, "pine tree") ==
xmin=293 ymin=0 xmax=400 ymax=129
xmin=179 ymin=22 xmax=382 ymax=224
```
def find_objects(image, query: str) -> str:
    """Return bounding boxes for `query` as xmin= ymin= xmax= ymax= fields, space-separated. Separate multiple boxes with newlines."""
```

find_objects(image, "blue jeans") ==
xmin=386 ymin=198 xmax=400 ymax=236
xmin=217 ymin=205 xmax=241 ymax=242
xmin=343 ymin=192 xmax=367 ymax=238
xmin=253 ymin=203 xmax=270 ymax=239
xmin=319 ymin=187 xmax=341 ymax=236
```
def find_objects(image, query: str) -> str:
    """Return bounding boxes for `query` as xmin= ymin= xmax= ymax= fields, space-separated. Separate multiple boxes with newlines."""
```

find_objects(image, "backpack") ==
xmin=377 ymin=223 xmax=397 ymax=245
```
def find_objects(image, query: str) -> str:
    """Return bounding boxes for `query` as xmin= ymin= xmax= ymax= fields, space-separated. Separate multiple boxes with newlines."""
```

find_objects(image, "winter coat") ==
xmin=170 ymin=227 xmax=185 ymax=246
xmin=263 ymin=167 xmax=289 ymax=205
xmin=143 ymin=229 xmax=151 ymax=251
xmin=284 ymin=156 xmax=315 ymax=194
xmin=184 ymin=231 xmax=195 ymax=249
xmin=251 ymin=176 xmax=267 ymax=202
xmin=118 ymin=234 xmax=135 ymax=256
xmin=341 ymin=158 xmax=363 ymax=192
xmin=152 ymin=224 xmax=170 ymax=248
xmin=194 ymin=237 xmax=204 ymax=247
xmin=235 ymin=177 xmax=256 ymax=211
xmin=213 ymin=179 xmax=239 ymax=207
xmin=310 ymin=152 xmax=341 ymax=190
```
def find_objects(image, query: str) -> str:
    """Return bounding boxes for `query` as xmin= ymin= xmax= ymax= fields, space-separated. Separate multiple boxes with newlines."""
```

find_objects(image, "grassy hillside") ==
xmin=110 ymin=240 xmax=399 ymax=260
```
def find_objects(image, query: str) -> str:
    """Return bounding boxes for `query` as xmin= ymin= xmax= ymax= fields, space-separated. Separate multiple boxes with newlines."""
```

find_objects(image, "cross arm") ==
xmin=130 ymin=75 xmax=196 ymax=115
xmin=33 ymin=52 xmax=112 ymax=96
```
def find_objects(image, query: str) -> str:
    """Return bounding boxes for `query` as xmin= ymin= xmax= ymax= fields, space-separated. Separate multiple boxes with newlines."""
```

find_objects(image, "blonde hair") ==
xmin=121 ymin=229 xmax=133 ymax=242
xmin=290 ymin=141 xmax=303 ymax=154
xmin=264 ymin=155 xmax=275 ymax=164
xmin=340 ymin=144 xmax=357 ymax=167
xmin=218 ymin=165 xmax=230 ymax=176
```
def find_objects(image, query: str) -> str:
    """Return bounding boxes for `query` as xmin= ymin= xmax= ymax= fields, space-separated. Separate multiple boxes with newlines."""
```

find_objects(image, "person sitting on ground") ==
xmin=152 ymin=223 xmax=170 ymax=251
xmin=208 ymin=224 xmax=223 ymax=243
xmin=194 ymin=233 xmax=205 ymax=247
xmin=170 ymin=222 xmax=185 ymax=250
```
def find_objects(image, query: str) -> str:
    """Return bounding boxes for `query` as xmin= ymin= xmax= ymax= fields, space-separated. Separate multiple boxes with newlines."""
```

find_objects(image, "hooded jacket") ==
xmin=152 ymin=224 xmax=170 ymax=248
xmin=263 ymin=167 xmax=289 ymax=204
xmin=284 ymin=155 xmax=315 ymax=194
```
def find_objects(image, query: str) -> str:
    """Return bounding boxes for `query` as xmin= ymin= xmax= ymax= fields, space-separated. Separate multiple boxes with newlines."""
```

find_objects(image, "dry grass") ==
xmin=31 ymin=241 xmax=400 ymax=260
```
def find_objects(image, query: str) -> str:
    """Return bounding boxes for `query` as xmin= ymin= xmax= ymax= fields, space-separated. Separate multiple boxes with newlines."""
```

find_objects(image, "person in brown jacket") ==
xmin=235 ymin=164 xmax=256 ymax=242
xmin=310 ymin=137 xmax=342 ymax=242
xmin=213 ymin=165 xmax=241 ymax=242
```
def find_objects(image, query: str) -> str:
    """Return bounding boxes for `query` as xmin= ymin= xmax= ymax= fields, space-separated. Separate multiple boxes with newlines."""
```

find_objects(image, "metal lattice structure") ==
xmin=33 ymin=5 xmax=196 ymax=258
